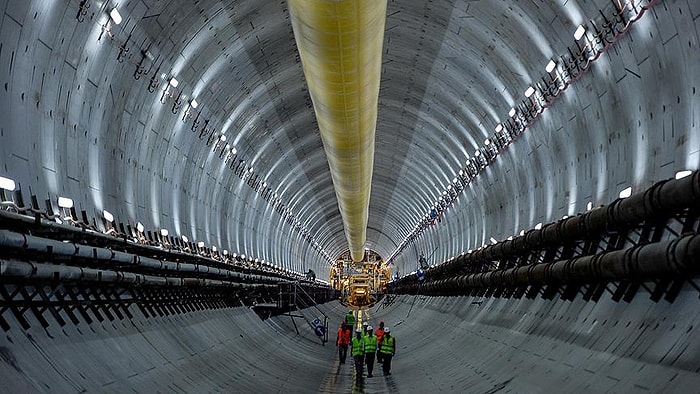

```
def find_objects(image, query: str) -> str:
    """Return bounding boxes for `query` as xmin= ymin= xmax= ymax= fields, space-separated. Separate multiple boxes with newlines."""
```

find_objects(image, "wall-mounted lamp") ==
xmin=197 ymin=241 xmax=205 ymax=248
xmin=545 ymin=59 xmax=557 ymax=73
xmin=58 ymin=197 xmax=74 ymax=209
xmin=103 ymin=209 xmax=114 ymax=223
xmin=524 ymin=86 xmax=535 ymax=98
xmin=534 ymin=222 xmax=543 ymax=230
xmin=574 ymin=25 xmax=586 ymax=40
xmin=136 ymin=222 xmax=145 ymax=233
xmin=0 ymin=176 xmax=16 ymax=191
xmin=181 ymin=235 xmax=189 ymax=243
xmin=160 ymin=228 xmax=169 ymax=237
xmin=619 ymin=187 xmax=632 ymax=199
xmin=508 ymin=107 xmax=516 ymax=117
xmin=675 ymin=170 xmax=692 ymax=179
xmin=495 ymin=124 xmax=503 ymax=133
xmin=109 ymin=8 xmax=123 ymax=25
xmin=169 ymin=77 xmax=179 ymax=88
xmin=586 ymin=201 xmax=593 ymax=211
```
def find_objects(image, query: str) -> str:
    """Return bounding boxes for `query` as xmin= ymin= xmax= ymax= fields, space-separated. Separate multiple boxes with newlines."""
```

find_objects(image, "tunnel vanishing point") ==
xmin=1 ymin=0 xmax=700 ymax=393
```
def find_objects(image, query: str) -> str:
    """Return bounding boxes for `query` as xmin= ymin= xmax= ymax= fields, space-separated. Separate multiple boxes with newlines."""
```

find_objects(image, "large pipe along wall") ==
xmin=392 ymin=171 xmax=700 ymax=296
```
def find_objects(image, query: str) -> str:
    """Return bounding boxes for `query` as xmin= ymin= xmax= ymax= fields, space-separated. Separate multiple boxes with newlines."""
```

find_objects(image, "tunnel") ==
xmin=1 ymin=0 xmax=700 ymax=392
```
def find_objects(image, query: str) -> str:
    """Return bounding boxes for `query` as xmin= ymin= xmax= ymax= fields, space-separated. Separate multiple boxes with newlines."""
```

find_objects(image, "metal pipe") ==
xmin=288 ymin=0 xmax=388 ymax=262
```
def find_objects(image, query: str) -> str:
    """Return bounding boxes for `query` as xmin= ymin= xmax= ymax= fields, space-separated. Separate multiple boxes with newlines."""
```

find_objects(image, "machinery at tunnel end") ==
xmin=330 ymin=249 xmax=391 ymax=308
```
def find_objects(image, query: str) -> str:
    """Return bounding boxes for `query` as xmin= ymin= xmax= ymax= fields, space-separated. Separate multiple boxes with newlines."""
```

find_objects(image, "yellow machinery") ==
xmin=331 ymin=250 xmax=391 ymax=307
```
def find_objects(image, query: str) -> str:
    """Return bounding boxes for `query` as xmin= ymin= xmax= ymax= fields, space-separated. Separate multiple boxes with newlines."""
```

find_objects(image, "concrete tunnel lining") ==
xmin=3 ymin=288 xmax=700 ymax=393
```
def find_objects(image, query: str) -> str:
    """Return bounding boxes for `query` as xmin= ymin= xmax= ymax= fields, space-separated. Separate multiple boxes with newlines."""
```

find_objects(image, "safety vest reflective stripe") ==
xmin=351 ymin=337 xmax=365 ymax=356
xmin=363 ymin=336 xmax=377 ymax=353
xmin=379 ymin=336 xmax=395 ymax=354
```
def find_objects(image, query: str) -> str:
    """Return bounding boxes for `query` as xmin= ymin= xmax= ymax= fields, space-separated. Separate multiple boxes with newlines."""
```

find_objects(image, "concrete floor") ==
xmin=2 ymin=284 xmax=700 ymax=393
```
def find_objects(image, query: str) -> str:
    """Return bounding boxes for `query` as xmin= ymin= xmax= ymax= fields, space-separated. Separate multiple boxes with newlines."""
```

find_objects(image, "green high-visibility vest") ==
xmin=379 ymin=336 xmax=395 ymax=355
xmin=363 ymin=335 xmax=377 ymax=353
xmin=351 ymin=337 xmax=365 ymax=356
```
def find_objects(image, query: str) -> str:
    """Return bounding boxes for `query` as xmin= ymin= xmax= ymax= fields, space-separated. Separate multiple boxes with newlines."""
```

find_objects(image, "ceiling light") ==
xmin=231 ymin=147 xmax=237 ymax=155
xmin=452 ymin=177 xmax=458 ymax=183
xmin=169 ymin=77 xmax=179 ymax=88
xmin=136 ymin=222 xmax=144 ymax=233
xmin=534 ymin=222 xmax=543 ymax=230
xmin=0 ymin=176 xmax=16 ymax=191
xmin=220 ymin=134 xmax=226 ymax=141
xmin=103 ymin=210 xmax=114 ymax=223
xmin=490 ymin=237 xmax=498 ymax=244
xmin=190 ymin=99 xmax=198 ymax=109
xmin=474 ymin=150 xmax=480 ymax=156
xmin=524 ymin=86 xmax=535 ymax=98
xmin=675 ymin=170 xmax=692 ymax=179
xmin=508 ymin=107 xmax=516 ymax=117
xmin=181 ymin=235 xmax=189 ymax=243
xmin=109 ymin=8 xmax=122 ymax=24
xmin=495 ymin=124 xmax=503 ymax=133
xmin=160 ymin=228 xmax=169 ymax=237
xmin=198 ymin=241 xmax=205 ymax=248
xmin=545 ymin=60 xmax=556 ymax=73
xmin=619 ymin=187 xmax=632 ymax=199
xmin=58 ymin=197 xmax=74 ymax=209
xmin=484 ymin=139 xmax=490 ymax=145
xmin=574 ymin=25 xmax=586 ymax=40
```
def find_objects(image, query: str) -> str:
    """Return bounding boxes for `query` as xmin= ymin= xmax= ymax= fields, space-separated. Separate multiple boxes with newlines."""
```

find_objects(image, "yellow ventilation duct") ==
xmin=288 ymin=0 xmax=387 ymax=262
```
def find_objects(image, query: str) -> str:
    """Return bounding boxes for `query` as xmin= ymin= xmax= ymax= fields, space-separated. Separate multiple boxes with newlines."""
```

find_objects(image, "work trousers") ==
xmin=365 ymin=352 xmax=375 ymax=376
xmin=338 ymin=344 xmax=348 ymax=364
xmin=381 ymin=353 xmax=393 ymax=375
xmin=376 ymin=350 xmax=383 ymax=364
xmin=354 ymin=355 xmax=364 ymax=375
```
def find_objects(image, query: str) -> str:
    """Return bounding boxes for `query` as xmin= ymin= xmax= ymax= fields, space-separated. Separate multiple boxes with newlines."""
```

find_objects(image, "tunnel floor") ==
xmin=2 ymin=289 xmax=700 ymax=393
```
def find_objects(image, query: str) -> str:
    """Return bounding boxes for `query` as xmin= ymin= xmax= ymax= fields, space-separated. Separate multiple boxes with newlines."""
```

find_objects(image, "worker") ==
xmin=375 ymin=321 xmax=385 ymax=363
xmin=361 ymin=321 xmax=369 ymax=338
xmin=379 ymin=327 xmax=396 ymax=376
xmin=364 ymin=325 xmax=377 ymax=377
xmin=345 ymin=310 xmax=355 ymax=328
xmin=336 ymin=321 xmax=351 ymax=364
xmin=351 ymin=328 xmax=365 ymax=377
xmin=364 ymin=322 xmax=372 ymax=339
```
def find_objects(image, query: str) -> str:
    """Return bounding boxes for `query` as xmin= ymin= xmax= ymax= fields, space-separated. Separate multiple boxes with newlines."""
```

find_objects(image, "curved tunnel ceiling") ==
xmin=1 ymin=0 xmax=698 ymax=279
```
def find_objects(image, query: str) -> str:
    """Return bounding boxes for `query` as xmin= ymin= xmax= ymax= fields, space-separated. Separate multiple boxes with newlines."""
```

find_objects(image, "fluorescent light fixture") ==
xmin=459 ymin=170 xmax=464 ymax=176
xmin=490 ymin=237 xmax=498 ymax=244
xmin=212 ymin=246 xmax=217 ymax=252
xmin=198 ymin=241 xmax=205 ymax=248
xmin=545 ymin=59 xmax=556 ymax=73
xmin=109 ymin=8 xmax=122 ymax=24
xmin=262 ymin=182 xmax=267 ymax=187
xmin=586 ymin=201 xmax=593 ymax=211
xmin=619 ymin=187 xmax=632 ymax=199
xmin=675 ymin=170 xmax=692 ymax=179
xmin=102 ymin=210 xmax=114 ymax=223
xmin=508 ymin=107 xmax=516 ymax=117
xmin=574 ymin=25 xmax=586 ymax=40
xmin=181 ymin=235 xmax=189 ymax=243
xmin=534 ymin=222 xmax=543 ymax=230
xmin=0 ymin=176 xmax=16 ymax=191
xmin=58 ymin=197 xmax=74 ymax=209
xmin=190 ymin=99 xmax=198 ymax=109
xmin=452 ymin=177 xmax=458 ymax=183
xmin=248 ymin=167 xmax=253 ymax=173
xmin=495 ymin=124 xmax=503 ymax=133
xmin=223 ymin=250 xmax=228 ymax=256
xmin=525 ymin=86 xmax=535 ymax=98
xmin=136 ymin=222 xmax=144 ymax=233
xmin=519 ymin=229 xmax=525 ymax=236
xmin=507 ymin=236 xmax=513 ymax=241
xmin=231 ymin=147 xmax=237 ymax=155
xmin=169 ymin=77 xmax=179 ymax=88
xmin=474 ymin=150 xmax=480 ymax=156
xmin=484 ymin=139 xmax=490 ymax=145
xmin=160 ymin=228 xmax=169 ymax=237
xmin=220 ymin=134 xmax=227 ymax=141
xmin=562 ymin=215 xmax=569 ymax=220
xmin=232 ymin=253 xmax=238 ymax=258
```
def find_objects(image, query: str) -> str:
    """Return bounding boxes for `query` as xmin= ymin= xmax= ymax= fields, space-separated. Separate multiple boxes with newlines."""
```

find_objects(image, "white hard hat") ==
xmin=355 ymin=328 xmax=362 ymax=333
xmin=367 ymin=326 xmax=373 ymax=330
xmin=362 ymin=321 xmax=368 ymax=326
xmin=384 ymin=327 xmax=390 ymax=333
